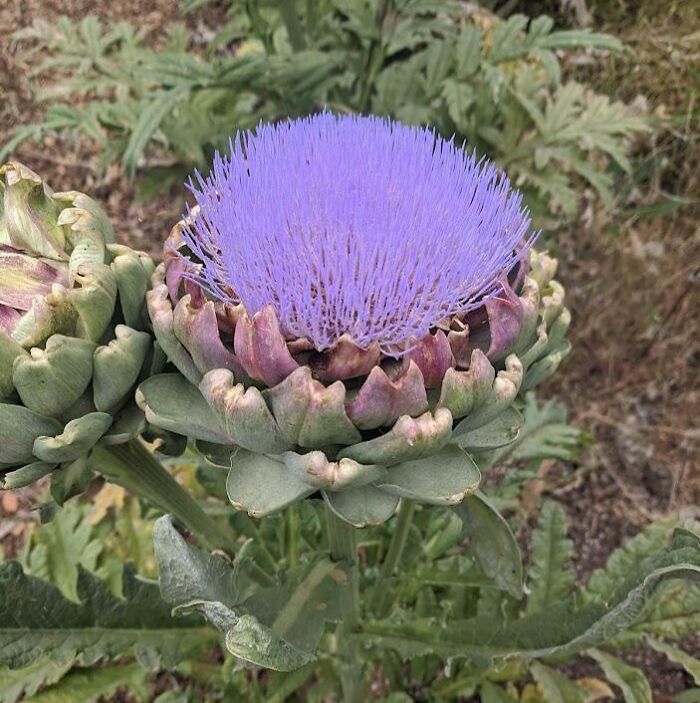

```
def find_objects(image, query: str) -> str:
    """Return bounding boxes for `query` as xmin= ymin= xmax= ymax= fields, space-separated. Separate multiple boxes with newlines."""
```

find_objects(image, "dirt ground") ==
xmin=0 ymin=0 xmax=698 ymax=699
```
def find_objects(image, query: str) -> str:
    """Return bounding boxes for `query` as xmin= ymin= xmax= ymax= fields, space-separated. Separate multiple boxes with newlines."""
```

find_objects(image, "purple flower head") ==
xmin=183 ymin=113 xmax=534 ymax=355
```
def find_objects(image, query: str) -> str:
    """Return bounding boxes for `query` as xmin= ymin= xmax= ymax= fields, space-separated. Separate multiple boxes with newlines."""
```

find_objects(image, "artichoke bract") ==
xmin=137 ymin=115 xmax=571 ymax=526
xmin=0 ymin=162 xmax=157 ymax=495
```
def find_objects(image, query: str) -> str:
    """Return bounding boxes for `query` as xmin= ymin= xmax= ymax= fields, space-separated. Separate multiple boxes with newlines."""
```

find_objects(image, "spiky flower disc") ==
xmin=184 ymin=113 xmax=533 ymax=354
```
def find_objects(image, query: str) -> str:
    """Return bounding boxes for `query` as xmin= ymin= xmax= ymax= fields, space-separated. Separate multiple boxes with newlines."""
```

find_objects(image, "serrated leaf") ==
xmin=587 ymin=649 xmax=651 ymax=703
xmin=361 ymin=530 xmax=700 ymax=663
xmin=526 ymin=501 xmax=575 ymax=615
xmin=0 ymin=562 xmax=213 ymax=670
xmin=614 ymin=579 xmax=700 ymax=644
xmin=25 ymin=662 xmax=148 ymax=703
xmin=0 ymin=660 xmax=72 ymax=703
xmin=488 ymin=393 xmax=582 ymax=467
xmin=586 ymin=523 xmax=675 ymax=602
xmin=20 ymin=498 xmax=104 ymax=602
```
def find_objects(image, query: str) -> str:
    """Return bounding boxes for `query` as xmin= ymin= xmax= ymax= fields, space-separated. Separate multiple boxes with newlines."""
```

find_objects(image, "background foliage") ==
xmin=4 ymin=0 xmax=646 ymax=222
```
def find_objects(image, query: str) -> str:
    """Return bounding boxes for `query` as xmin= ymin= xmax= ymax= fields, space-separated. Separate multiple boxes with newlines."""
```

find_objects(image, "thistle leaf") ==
xmin=0 ymin=562 xmax=214 ymax=670
xmin=526 ymin=501 xmax=576 ymax=615
xmin=0 ymin=659 xmax=72 ymax=703
xmin=20 ymin=498 xmax=103 ymax=602
xmin=24 ymin=662 xmax=148 ymax=703
xmin=360 ymin=529 xmax=700 ymax=663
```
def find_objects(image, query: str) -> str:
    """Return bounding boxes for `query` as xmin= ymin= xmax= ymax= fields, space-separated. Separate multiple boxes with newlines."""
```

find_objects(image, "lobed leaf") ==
xmin=526 ymin=501 xmax=576 ymax=615
xmin=360 ymin=529 xmax=700 ymax=664
xmin=0 ymin=561 xmax=213 ymax=670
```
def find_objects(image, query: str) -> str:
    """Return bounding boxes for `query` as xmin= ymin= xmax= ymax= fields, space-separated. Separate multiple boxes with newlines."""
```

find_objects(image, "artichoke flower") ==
xmin=0 ymin=162 xmax=157 ymax=494
xmin=138 ymin=115 xmax=571 ymax=526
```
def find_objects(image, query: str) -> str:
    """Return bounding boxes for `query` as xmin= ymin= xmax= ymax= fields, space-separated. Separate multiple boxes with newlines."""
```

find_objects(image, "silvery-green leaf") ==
xmin=136 ymin=373 xmax=231 ymax=444
xmin=361 ymin=529 xmax=700 ymax=662
xmin=154 ymin=516 xmax=347 ymax=672
xmin=12 ymin=335 xmax=96 ymax=417
xmin=93 ymin=325 xmax=151 ymax=413
xmin=454 ymin=491 xmax=523 ymax=598
xmin=375 ymin=445 xmax=481 ymax=506
xmin=226 ymin=450 xmax=314 ymax=518
xmin=0 ymin=461 xmax=55 ymax=489
xmin=587 ymin=649 xmax=651 ymax=703
xmin=322 ymin=485 xmax=399 ymax=527
xmin=0 ymin=404 xmax=62 ymax=465
xmin=0 ymin=561 xmax=212 ymax=670
xmin=453 ymin=407 xmax=523 ymax=449
xmin=33 ymin=412 xmax=111 ymax=463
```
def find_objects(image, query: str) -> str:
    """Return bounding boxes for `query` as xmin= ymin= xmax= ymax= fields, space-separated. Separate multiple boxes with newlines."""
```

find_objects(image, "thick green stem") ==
xmin=92 ymin=439 xmax=237 ymax=554
xmin=370 ymin=498 xmax=415 ymax=616
xmin=325 ymin=506 xmax=363 ymax=703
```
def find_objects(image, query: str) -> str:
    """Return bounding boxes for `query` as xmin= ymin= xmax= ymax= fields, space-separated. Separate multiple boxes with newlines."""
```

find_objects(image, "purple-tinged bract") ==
xmin=184 ymin=113 xmax=533 ymax=354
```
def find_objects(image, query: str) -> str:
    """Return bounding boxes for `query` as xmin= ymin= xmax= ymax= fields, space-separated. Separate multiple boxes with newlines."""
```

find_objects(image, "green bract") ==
xmin=0 ymin=162 xmax=157 ymax=494
xmin=137 ymin=218 xmax=571 ymax=527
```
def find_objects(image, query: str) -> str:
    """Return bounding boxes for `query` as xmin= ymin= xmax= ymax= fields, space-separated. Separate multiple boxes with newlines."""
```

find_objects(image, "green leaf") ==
xmin=480 ymin=680 xmax=516 ymax=703
xmin=489 ymin=393 xmax=583 ymax=465
xmin=323 ymin=485 xmax=399 ymax=528
xmin=0 ymin=659 xmax=72 ymax=703
xmin=454 ymin=491 xmax=523 ymax=599
xmin=226 ymin=450 xmax=315 ymax=518
xmin=538 ymin=31 xmax=623 ymax=53
xmin=375 ymin=445 xmax=481 ymax=506
xmin=0 ymin=562 xmax=213 ymax=670
xmin=153 ymin=515 xmax=348 ymax=671
xmin=123 ymin=89 xmax=187 ymax=177
xmin=614 ymin=579 xmax=700 ymax=644
xmin=530 ymin=661 xmax=584 ymax=703
xmin=587 ymin=649 xmax=651 ymax=703
xmin=25 ymin=663 xmax=148 ymax=703
xmin=455 ymin=407 xmax=523 ymax=451
xmin=646 ymin=637 xmax=700 ymax=685
xmin=20 ymin=498 xmax=103 ymax=601
xmin=361 ymin=530 xmax=700 ymax=663
xmin=586 ymin=522 xmax=675 ymax=602
xmin=526 ymin=501 xmax=575 ymax=615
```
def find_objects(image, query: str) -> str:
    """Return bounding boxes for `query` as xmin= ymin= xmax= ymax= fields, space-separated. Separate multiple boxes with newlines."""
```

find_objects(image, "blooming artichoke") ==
xmin=137 ymin=115 xmax=571 ymax=526
xmin=0 ymin=162 xmax=157 ymax=495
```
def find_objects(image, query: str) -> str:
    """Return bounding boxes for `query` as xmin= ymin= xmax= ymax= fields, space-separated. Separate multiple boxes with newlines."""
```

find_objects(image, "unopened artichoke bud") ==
xmin=138 ymin=115 xmax=571 ymax=527
xmin=0 ymin=162 xmax=157 ymax=497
